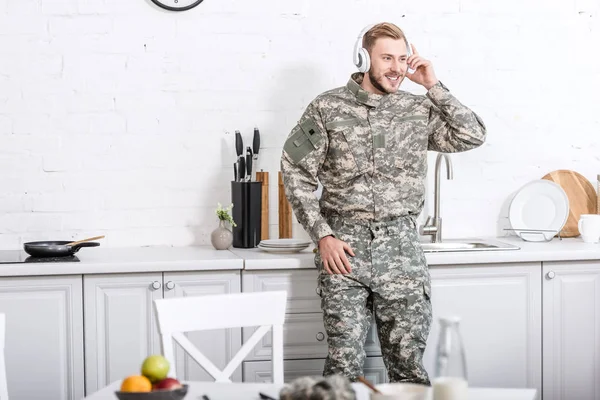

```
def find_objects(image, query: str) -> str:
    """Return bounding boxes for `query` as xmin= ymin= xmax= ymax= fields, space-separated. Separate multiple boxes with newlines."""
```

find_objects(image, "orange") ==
xmin=120 ymin=375 xmax=152 ymax=392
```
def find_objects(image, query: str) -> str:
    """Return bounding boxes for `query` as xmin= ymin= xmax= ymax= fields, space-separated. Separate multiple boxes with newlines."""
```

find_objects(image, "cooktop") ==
xmin=0 ymin=250 xmax=80 ymax=264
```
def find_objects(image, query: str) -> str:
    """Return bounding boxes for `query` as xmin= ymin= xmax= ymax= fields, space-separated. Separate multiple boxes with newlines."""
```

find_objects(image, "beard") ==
xmin=368 ymin=69 xmax=401 ymax=94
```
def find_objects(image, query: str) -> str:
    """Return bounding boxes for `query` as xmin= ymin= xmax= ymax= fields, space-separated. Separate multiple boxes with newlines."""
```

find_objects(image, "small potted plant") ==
xmin=211 ymin=203 xmax=236 ymax=250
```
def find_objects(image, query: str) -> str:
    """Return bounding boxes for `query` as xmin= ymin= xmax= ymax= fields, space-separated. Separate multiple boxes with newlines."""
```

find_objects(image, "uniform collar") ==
xmin=346 ymin=72 xmax=385 ymax=107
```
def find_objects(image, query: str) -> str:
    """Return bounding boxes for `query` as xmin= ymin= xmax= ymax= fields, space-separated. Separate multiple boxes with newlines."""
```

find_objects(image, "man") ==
xmin=280 ymin=22 xmax=486 ymax=384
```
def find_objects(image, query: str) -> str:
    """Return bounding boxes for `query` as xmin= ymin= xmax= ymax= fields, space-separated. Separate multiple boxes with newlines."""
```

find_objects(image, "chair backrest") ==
xmin=154 ymin=291 xmax=287 ymax=384
xmin=0 ymin=313 xmax=8 ymax=400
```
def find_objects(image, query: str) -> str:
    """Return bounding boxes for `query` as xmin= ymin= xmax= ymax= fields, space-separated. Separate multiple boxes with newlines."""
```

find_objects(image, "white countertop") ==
xmin=425 ymin=236 xmax=600 ymax=266
xmin=229 ymin=246 xmax=317 ymax=270
xmin=236 ymin=236 xmax=600 ymax=269
xmin=0 ymin=246 xmax=243 ymax=277
xmin=1 ymin=236 xmax=599 ymax=277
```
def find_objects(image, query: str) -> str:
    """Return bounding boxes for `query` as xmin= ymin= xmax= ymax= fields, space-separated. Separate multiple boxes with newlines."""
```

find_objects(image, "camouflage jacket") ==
xmin=281 ymin=73 xmax=486 ymax=244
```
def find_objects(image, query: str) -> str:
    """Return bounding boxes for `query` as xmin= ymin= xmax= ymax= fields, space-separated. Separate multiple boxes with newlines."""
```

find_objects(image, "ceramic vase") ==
xmin=211 ymin=220 xmax=233 ymax=250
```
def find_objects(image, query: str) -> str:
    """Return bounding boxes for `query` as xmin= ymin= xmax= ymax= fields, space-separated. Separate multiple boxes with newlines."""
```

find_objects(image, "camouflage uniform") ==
xmin=280 ymin=73 xmax=486 ymax=384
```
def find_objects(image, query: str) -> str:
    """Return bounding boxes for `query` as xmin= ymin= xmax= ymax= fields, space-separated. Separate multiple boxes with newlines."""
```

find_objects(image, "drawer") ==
xmin=242 ymin=270 xmax=320 ymax=314
xmin=243 ymin=312 xmax=383 ymax=361
xmin=243 ymin=357 xmax=389 ymax=384
xmin=243 ymin=313 xmax=328 ymax=361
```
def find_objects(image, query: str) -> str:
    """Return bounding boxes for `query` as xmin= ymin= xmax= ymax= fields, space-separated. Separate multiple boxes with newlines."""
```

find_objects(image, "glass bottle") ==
xmin=433 ymin=316 xmax=468 ymax=400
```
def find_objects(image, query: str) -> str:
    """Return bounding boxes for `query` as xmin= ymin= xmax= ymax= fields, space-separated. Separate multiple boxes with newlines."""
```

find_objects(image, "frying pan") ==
xmin=24 ymin=235 xmax=105 ymax=257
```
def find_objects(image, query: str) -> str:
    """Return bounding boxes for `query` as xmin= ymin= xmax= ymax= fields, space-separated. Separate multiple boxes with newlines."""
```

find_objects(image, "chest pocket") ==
xmin=325 ymin=118 xmax=371 ymax=177
xmin=388 ymin=114 xmax=428 ymax=171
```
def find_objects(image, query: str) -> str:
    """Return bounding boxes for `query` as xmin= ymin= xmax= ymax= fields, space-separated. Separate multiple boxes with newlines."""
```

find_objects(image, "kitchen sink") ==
xmin=419 ymin=239 xmax=520 ymax=253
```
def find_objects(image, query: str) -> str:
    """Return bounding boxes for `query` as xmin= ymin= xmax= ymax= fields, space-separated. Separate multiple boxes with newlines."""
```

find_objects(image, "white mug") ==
xmin=578 ymin=214 xmax=600 ymax=243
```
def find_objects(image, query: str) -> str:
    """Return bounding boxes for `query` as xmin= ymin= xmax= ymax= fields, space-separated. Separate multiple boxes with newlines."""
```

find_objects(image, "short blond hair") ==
xmin=362 ymin=22 xmax=407 ymax=52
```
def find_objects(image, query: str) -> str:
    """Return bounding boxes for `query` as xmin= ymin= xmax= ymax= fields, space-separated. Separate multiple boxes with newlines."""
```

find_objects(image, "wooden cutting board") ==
xmin=256 ymin=171 xmax=269 ymax=240
xmin=542 ymin=170 xmax=598 ymax=237
xmin=278 ymin=172 xmax=293 ymax=238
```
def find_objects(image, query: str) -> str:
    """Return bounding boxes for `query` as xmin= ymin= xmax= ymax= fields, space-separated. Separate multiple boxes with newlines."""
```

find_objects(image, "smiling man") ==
xmin=281 ymin=22 xmax=486 ymax=384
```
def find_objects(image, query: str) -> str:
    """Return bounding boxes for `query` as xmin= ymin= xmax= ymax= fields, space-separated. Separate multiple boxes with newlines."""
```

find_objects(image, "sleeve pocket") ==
xmin=283 ymin=120 xmax=323 ymax=163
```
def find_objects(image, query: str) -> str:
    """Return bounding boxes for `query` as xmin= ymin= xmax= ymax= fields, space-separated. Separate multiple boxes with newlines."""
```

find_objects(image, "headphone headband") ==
xmin=353 ymin=23 xmax=413 ymax=73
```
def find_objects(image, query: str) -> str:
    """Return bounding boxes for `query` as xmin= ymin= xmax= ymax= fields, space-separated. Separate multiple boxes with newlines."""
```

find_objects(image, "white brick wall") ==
xmin=1 ymin=0 xmax=599 ymax=249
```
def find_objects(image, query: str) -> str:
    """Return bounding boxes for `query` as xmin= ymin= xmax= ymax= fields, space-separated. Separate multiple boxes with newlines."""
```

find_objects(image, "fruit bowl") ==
xmin=115 ymin=385 xmax=188 ymax=400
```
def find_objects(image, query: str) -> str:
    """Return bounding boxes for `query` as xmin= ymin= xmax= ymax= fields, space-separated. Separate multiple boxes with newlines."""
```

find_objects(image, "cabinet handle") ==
xmin=546 ymin=271 xmax=555 ymax=279
xmin=151 ymin=281 xmax=162 ymax=290
xmin=316 ymin=332 xmax=325 ymax=341
xmin=165 ymin=281 xmax=175 ymax=290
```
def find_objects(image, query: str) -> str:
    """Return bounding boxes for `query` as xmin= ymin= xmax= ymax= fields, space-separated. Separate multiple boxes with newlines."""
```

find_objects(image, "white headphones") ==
xmin=353 ymin=24 xmax=413 ymax=73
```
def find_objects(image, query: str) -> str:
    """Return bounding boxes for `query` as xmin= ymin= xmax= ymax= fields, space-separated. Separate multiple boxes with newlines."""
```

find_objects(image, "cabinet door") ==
xmin=243 ymin=357 xmax=388 ymax=384
xmin=163 ymin=271 xmax=242 ymax=382
xmin=543 ymin=261 xmax=600 ymax=400
xmin=0 ymin=275 xmax=84 ymax=400
xmin=424 ymin=263 xmax=541 ymax=393
xmin=84 ymin=273 xmax=163 ymax=394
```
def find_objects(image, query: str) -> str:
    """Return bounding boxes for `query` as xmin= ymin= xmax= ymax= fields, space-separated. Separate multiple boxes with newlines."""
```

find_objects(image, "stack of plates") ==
xmin=258 ymin=239 xmax=311 ymax=253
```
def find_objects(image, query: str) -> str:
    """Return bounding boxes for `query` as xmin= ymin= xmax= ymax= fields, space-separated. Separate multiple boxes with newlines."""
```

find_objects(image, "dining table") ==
xmin=83 ymin=380 xmax=538 ymax=400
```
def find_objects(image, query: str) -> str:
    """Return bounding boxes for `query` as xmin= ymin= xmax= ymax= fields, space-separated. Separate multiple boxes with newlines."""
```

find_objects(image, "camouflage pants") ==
xmin=315 ymin=216 xmax=432 ymax=384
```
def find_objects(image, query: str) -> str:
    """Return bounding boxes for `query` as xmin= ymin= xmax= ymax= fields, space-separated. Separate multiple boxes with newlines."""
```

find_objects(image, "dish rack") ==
xmin=504 ymin=228 xmax=562 ymax=242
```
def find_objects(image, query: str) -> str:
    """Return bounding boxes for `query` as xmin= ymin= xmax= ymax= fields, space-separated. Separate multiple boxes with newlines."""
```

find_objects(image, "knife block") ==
xmin=231 ymin=181 xmax=262 ymax=248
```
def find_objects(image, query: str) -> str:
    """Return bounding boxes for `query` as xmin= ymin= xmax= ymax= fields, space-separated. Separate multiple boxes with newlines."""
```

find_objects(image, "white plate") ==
xmin=258 ymin=239 xmax=311 ymax=248
xmin=258 ymin=244 xmax=310 ymax=253
xmin=508 ymin=180 xmax=569 ymax=242
xmin=258 ymin=245 xmax=308 ymax=249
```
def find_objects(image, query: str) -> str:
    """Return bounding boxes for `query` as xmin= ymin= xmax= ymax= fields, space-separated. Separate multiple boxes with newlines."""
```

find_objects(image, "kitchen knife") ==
xmin=238 ymin=156 xmax=245 ymax=182
xmin=235 ymin=130 xmax=243 ymax=162
xmin=246 ymin=147 xmax=253 ymax=182
xmin=252 ymin=127 xmax=260 ymax=180
xmin=233 ymin=162 xmax=237 ymax=182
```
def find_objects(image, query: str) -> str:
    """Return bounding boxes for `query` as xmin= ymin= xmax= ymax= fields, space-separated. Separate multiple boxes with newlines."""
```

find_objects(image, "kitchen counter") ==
xmin=1 ymin=236 xmax=599 ymax=276
xmin=235 ymin=236 xmax=600 ymax=269
xmin=0 ymin=246 xmax=243 ymax=277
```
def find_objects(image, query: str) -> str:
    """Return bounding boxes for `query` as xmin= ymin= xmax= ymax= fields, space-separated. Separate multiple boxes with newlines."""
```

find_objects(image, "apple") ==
xmin=153 ymin=377 xmax=183 ymax=391
xmin=141 ymin=354 xmax=170 ymax=383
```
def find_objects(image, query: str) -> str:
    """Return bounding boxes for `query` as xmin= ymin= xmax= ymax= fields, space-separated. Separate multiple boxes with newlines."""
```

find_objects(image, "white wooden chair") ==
xmin=0 ymin=313 xmax=8 ymax=400
xmin=154 ymin=291 xmax=287 ymax=384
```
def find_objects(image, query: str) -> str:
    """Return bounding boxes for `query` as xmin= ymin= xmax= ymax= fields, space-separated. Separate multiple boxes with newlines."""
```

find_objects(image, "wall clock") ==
xmin=150 ymin=0 xmax=203 ymax=11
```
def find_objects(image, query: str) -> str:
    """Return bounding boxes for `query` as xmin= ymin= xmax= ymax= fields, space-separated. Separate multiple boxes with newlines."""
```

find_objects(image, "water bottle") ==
xmin=433 ymin=316 xmax=468 ymax=400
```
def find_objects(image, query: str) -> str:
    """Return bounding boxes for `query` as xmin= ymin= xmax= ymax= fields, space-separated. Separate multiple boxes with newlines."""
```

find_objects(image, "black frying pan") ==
xmin=24 ymin=235 xmax=104 ymax=257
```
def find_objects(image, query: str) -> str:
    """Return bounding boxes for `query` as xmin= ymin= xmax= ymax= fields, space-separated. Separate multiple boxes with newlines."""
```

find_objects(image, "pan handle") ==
xmin=66 ymin=235 xmax=105 ymax=246
xmin=70 ymin=242 xmax=101 ymax=252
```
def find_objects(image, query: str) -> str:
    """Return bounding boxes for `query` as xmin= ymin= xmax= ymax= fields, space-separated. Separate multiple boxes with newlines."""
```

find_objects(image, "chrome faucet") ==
xmin=421 ymin=153 xmax=453 ymax=243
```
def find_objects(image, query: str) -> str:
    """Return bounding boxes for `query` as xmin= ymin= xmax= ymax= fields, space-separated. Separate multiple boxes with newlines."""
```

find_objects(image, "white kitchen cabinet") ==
xmin=542 ymin=260 xmax=600 ymax=400
xmin=0 ymin=275 xmax=84 ymax=400
xmin=162 ymin=271 xmax=242 ymax=382
xmin=243 ymin=357 xmax=388 ymax=384
xmin=424 ymin=263 xmax=542 ymax=394
xmin=84 ymin=271 xmax=242 ymax=394
xmin=84 ymin=273 xmax=163 ymax=394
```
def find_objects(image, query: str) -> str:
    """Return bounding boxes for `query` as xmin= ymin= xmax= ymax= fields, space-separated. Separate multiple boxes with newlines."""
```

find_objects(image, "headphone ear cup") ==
xmin=357 ymin=48 xmax=370 ymax=73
